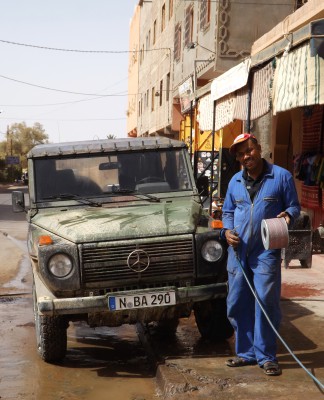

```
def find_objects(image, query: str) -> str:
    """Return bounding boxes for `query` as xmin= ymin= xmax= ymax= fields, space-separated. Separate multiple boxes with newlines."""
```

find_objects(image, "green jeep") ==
xmin=12 ymin=137 xmax=232 ymax=362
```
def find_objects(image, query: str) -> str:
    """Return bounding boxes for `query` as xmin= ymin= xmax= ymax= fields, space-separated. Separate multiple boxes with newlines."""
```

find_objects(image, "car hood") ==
xmin=31 ymin=198 xmax=202 ymax=243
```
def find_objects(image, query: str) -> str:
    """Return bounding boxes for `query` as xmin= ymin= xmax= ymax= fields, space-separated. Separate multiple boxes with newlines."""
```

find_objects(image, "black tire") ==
xmin=300 ymin=258 xmax=312 ymax=268
xmin=33 ymin=284 xmax=68 ymax=363
xmin=156 ymin=318 xmax=179 ymax=336
xmin=194 ymin=298 xmax=234 ymax=341
xmin=312 ymin=230 xmax=322 ymax=253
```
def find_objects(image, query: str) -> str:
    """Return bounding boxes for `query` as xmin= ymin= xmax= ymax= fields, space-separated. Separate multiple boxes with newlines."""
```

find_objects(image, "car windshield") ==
xmin=34 ymin=149 xmax=192 ymax=202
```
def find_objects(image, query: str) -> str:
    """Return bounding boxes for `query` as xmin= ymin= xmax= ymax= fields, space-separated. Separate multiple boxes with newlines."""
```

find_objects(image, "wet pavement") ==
xmin=1 ymin=184 xmax=324 ymax=399
xmin=153 ymin=256 xmax=324 ymax=399
xmin=0 ymin=187 xmax=156 ymax=400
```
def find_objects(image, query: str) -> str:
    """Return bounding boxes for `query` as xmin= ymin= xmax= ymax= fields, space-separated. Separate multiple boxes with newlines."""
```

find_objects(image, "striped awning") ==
xmin=197 ymin=93 xmax=213 ymax=131
xmin=197 ymin=60 xmax=274 ymax=132
xmin=197 ymin=93 xmax=236 ymax=132
xmin=215 ymin=94 xmax=236 ymax=132
xmin=272 ymin=42 xmax=324 ymax=114
xmin=234 ymin=61 xmax=274 ymax=121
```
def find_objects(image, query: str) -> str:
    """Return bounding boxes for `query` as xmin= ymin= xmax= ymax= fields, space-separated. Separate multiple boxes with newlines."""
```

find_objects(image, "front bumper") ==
xmin=37 ymin=282 xmax=228 ymax=316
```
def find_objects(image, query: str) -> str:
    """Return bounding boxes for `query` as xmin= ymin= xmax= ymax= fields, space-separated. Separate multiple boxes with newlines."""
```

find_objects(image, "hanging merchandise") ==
xmin=301 ymin=106 xmax=323 ymax=153
xmin=301 ymin=183 xmax=321 ymax=209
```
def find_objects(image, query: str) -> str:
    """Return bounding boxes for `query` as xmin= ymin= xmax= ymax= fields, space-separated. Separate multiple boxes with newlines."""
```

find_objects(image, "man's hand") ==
xmin=225 ymin=229 xmax=240 ymax=249
xmin=277 ymin=211 xmax=290 ymax=225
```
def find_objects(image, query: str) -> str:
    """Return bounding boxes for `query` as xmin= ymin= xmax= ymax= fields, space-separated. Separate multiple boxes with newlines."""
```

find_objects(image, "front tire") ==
xmin=33 ymin=284 xmax=69 ymax=362
xmin=194 ymin=298 xmax=233 ymax=341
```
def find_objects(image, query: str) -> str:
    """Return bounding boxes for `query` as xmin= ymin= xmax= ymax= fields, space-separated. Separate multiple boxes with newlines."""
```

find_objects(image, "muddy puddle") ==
xmin=0 ymin=236 xmax=158 ymax=400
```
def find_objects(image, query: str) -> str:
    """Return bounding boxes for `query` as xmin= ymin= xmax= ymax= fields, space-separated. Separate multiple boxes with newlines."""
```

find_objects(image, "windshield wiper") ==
xmin=110 ymin=188 xmax=160 ymax=202
xmin=43 ymin=193 xmax=102 ymax=207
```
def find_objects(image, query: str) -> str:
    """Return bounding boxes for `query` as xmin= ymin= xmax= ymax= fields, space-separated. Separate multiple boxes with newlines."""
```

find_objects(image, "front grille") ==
xmin=80 ymin=236 xmax=194 ymax=286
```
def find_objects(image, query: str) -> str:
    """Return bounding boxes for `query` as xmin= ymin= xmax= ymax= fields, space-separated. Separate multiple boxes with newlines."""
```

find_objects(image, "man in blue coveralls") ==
xmin=221 ymin=133 xmax=300 ymax=376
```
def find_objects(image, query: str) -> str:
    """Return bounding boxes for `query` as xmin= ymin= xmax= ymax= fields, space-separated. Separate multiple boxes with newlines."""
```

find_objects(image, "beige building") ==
xmin=127 ymin=0 xmax=174 ymax=138
xmin=127 ymin=0 xmax=298 ymax=140
xmin=249 ymin=0 xmax=324 ymax=233
xmin=127 ymin=4 xmax=141 ymax=138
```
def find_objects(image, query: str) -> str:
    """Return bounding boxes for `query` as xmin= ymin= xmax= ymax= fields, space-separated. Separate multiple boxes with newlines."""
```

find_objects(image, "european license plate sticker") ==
xmin=108 ymin=291 xmax=176 ymax=311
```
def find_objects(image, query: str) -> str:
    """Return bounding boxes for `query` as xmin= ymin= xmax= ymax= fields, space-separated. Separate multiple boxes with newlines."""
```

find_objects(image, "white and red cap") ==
xmin=229 ymin=133 xmax=257 ymax=155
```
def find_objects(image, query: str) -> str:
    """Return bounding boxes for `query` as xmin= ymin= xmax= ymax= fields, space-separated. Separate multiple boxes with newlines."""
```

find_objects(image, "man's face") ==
xmin=235 ymin=139 xmax=262 ymax=172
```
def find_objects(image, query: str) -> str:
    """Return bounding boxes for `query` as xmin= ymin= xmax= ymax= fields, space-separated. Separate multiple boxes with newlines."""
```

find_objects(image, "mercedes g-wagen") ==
xmin=12 ymin=137 xmax=232 ymax=362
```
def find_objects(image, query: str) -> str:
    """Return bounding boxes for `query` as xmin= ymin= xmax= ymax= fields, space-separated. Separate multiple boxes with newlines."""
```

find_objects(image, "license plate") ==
xmin=108 ymin=291 xmax=176 ymax=311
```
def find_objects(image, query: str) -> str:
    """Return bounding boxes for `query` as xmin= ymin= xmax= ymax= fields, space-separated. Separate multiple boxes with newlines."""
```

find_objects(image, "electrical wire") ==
xmin=1 ymin=117 xmax=126 ymax=122
xmin=0 ymin=73 xmax=128 ymax=97
xmin=182 ymin=0 xmax=299 ymax=4
xmin=234 ymin=251 xmax=324 ymax=392
xmin=0 ymin=39 xmax=171 ymax=54
xmin=0 ymin=97 xmax=113 ymax=107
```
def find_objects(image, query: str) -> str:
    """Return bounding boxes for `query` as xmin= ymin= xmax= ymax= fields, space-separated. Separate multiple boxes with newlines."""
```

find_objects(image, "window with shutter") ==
xmin=169 ymin=0 xmax=173 ymax=19
xmin=295 ymin=0 xmax=308 ymax=9
xmin=184 ymin=6 xmax=194 ymax=47
xmin=174 ymin=23 xmax=182 ymax=62
xmin=161 ymin=4 xmax=166 ymax=32
xmin=200 ymin=0 xmax=210 ymax=31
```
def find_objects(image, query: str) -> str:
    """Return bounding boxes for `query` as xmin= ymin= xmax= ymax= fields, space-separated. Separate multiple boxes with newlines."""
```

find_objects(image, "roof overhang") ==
xmin=252 ymin=18 xmax=324 ymax=67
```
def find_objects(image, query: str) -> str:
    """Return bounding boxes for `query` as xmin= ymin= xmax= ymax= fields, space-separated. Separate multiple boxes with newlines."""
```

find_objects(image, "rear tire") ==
xmin=300 ymin=258 xmax=312 ymax=268
xmin=194 ymin=298 xmax=233 ymax=341
xmin=156 ymin=318 xmax=179 ymax=335
xmin=33 ymin=284 xmax=68 ymax=362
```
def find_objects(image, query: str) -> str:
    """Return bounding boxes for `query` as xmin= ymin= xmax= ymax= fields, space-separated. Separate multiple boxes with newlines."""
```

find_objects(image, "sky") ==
xmin=0 ymin=1 xmax=137 ymax=144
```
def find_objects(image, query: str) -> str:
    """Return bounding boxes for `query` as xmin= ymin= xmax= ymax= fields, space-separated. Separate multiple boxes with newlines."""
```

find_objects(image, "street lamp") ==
xmin=187 ymin=41 xmax=216 ymax=55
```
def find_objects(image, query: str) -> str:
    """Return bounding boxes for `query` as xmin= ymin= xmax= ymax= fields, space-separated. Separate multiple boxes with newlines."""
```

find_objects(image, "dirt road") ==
xmin=1 ymin=185 xmax=324 ymax=400
xmin=0 ymin=187 xmax=156 ymax=400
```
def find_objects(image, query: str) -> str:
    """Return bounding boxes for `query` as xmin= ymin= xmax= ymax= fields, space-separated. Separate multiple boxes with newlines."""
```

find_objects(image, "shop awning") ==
xmin=211 ymin=58 xmax=251 ymax=101
xmin=197 ymin=92 xmax=236 ymax=132
xmin=197 ymin=94 xmax=213 ymax=131
xmin=234 ymin=61 xmax=274 ymax=120
xmin=272 ymin=41 xmax=324 ymax=114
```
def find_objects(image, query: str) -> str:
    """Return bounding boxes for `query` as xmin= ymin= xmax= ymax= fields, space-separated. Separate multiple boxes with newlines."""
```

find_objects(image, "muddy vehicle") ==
xmin=12 ymin=138 xmax=232 ymax=362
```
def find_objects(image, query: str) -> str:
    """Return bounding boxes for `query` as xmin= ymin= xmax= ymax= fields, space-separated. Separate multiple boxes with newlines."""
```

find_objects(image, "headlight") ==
xmin=201 ymin=240 xmax=223 ymax=262
xmin=48 ymin=253 xmax=73 ymax=277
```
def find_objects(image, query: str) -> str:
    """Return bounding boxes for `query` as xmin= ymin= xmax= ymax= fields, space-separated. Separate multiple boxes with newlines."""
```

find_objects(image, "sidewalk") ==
xmin=0 ymin=183 xmax=28 ymax=192
xmin=156 ymin=255 xmax=324 ymax=399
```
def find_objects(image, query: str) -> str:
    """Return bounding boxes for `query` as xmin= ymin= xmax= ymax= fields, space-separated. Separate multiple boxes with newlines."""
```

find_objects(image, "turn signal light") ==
xmin=38 ymin=235 xmax=53 ymax=246
xmin=210 ymin=219 xmax=223 ymax=229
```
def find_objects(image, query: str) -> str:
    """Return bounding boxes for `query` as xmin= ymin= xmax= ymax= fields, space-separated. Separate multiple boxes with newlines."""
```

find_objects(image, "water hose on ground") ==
xmin=234 ymin=250 xmax=324 ymax=391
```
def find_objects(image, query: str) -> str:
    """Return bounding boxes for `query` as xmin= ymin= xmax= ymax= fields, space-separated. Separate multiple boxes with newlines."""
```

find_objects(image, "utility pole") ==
xmin=6 ymin=125 xmax=13 ymax=182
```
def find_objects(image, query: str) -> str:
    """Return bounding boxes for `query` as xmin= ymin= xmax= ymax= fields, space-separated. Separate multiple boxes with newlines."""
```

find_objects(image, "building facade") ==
xmin=127 ymin=0 xmax=298 ymax=141
xmin=127 ymin=4 xmax=141 ymax=138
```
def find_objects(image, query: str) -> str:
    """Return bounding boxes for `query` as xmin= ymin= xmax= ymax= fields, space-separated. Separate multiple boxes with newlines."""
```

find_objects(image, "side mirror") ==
xmin=12 ymin=191 xmax=25 ymax=213
xmin=196 ymin=176 xmax=209 ymax=197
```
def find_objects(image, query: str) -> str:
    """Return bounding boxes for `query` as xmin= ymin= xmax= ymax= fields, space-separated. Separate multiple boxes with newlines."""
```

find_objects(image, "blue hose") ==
xmin=234 ymin=251 xmax=324 ymax=391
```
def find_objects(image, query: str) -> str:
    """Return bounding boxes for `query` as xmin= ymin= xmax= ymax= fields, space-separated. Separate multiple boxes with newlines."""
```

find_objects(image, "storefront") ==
xmin=195 ymin=5 xmax=324 ymax=240
xmin=253 ymin=18 xmax=324 ymax=232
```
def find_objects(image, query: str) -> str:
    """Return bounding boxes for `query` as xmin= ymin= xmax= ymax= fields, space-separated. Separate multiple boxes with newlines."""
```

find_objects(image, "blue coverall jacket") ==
xmin=222 ymin=160 xmax=301 ymax=366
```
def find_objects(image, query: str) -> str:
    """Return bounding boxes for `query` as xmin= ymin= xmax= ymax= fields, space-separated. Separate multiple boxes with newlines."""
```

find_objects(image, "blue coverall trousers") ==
xmin=227 ymin=256 xmax=282 ymax=366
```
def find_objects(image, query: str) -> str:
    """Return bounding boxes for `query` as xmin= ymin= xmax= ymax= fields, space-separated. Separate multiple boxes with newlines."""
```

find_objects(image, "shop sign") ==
xmin=6 ymin=156 xmax=20 ymax=165
xmin=179 ymin=77 xmax=194 ymax=113
xmin=211 ymin=58 xmax=251 ymax=101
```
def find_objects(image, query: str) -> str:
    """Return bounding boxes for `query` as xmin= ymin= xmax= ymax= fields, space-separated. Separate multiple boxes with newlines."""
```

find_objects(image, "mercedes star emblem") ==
xmin=127 ymin=249 xmax=150 ymax=273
